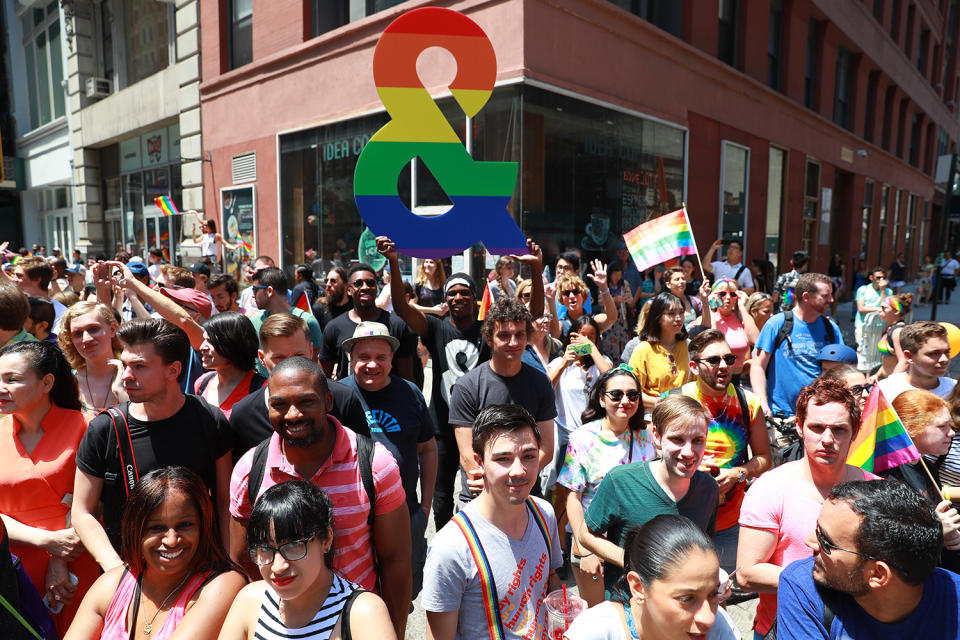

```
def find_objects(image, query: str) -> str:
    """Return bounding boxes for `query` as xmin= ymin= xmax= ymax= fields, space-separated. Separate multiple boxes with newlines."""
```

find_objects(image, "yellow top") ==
xmin=628 ymin=339 xmax=690 ymax=398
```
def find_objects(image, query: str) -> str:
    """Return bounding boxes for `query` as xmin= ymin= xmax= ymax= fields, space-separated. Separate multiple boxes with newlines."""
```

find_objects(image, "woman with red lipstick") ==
xmin=195 ymin=312 xmax=265 ymax=419
xmin=0 ymin=340 xmax=99 ymax=634
xmin=627 ymin=293 xmax=692 ymax=412
xmin=59 ymin=301 xmax=127 ymax=420
xmin=564 ymin=515 xmax=740 ymax=639
xmin=64 ymin=467 xmax=244 ymax=640
xmin=218 ymin=481 xmax=396 ymax=640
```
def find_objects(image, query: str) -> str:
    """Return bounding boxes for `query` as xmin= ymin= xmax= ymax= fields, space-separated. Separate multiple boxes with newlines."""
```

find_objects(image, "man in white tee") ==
xmin=878 ymin=321 xmax=956 ymax=402
xmin=702 ymin=238 xmax=755 ymax=293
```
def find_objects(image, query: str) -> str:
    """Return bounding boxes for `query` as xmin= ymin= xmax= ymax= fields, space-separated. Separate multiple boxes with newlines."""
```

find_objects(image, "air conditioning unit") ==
xmin=85 ymin=77 xmax=111 ymax=99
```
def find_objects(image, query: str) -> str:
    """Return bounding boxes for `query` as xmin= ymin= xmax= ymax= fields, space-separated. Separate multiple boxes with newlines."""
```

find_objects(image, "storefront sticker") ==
xmin=353 ymin=6 xmax=527 ymax=259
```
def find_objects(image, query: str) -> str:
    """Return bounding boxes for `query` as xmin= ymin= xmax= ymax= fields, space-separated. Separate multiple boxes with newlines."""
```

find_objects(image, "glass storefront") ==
xmin=279 ymin=84 xmax=686 ymax=274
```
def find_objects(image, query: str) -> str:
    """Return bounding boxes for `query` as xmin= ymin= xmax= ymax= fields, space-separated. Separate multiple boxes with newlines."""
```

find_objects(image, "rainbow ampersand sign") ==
xmin=353 ymin=7 xmax=527 ymax=259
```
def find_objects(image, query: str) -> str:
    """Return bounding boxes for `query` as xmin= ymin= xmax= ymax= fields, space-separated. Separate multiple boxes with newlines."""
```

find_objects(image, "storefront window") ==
xmin=278 ymin=84 xmax=686 ymax=272
xmin=720 ymin=141 xmax=749 ymax=250
xmin=766 ymin=146 xmax=786 ymax=269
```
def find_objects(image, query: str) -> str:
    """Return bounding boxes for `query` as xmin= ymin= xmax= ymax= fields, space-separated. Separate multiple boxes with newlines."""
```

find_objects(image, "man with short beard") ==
xmin=207 ymin=273 xmax=241 ymax=313
xmin=678 ymin=329 xmax=771 ymax=572
xmin=228 ymin=356 xmax=411 ymax=637
xmin=578 ymin=394 xmax=719 ymax=595
xmin=777 ymin=480 xmax=960 ymax=639
xmin=311 ymin=266 xmax=352 ymax=330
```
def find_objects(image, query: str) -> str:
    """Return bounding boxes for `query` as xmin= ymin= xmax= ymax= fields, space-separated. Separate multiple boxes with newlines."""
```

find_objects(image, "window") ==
xmin=99 ymin=0 xmax=115 ymax=84
xmin=909 ymin=112 xmax=921 ymax=166
xmin=864 ymin=71 xmax=878 ymax=142
xmin=833 ymin=46 xmax=853 ymax=129
xmin=891 ymin=0 xmax=901 ymax=42
xmin=20 ymin=3 xmax=65 ymax=130
xmin=878 ymin=185 xmax=889 ymax=262
xmin=227 ymin=0 xmax=253 ymax=69
xmin=805 ymin=19 xmax=819 ymax=109
xmin=905 ymin=5 xmax=915 ymax=54
xmin=366 ymin=0 xmax=408 ymax=12
xmin=881 ymin=85 xmax=895 ymax=149
xmin=896 ymin=98 xmax=908 ymax=157
xmin=892 ymin=189 xmax=902 ymax=253
xmin=905 ymin=194 xmax=918 ymax=268
xmin=861 ymin=180 xmax=874 ymax=262
xmin=123 ymin=0 xmax=171 ymax=85
xmin=803 ymin=159 xmax=820 ymax=256
xmin=874 ymin=0 xmax=884 ymax=21
xmin=918 ymin=27 xmax=930 ymax=75
xmin=312 ymin=0 xmax=349 ymax=37
xmin=720 ymin=142 xmax=749 ymax=250
xmin=766 ymin=147 xmax=786 ymax=269
xmin=768 ymin=0 xmax=783 ymax=90
xmin=938 ymin=127 xmax=950 ymax=158
xmin=609 ymin=1 xmax=683 ymax=37
xmin=718 ymin=0 xmax=739 ymax=67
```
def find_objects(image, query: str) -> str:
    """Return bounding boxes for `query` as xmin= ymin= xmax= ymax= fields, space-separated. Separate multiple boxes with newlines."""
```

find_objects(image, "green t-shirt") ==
xmin=584 ymin=460 xmax=719 ymax=593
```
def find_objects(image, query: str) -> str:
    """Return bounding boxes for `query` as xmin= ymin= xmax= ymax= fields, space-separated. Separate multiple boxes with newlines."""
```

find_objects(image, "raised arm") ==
xmin=702 ymin=239 xmax=723 ymax=274
xmin=587 ymin=260 xmax=618 ymax=333
xmin=377 ymin=236 xmax=428 ymax=337
xmin=512 ymin=239 xmax=544 ymax=319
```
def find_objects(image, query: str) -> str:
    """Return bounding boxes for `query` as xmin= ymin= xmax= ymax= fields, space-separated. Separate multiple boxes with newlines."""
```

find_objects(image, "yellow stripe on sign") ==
xmin=451 ymin=88 xmax=492 ymax=118
xmin=373 ymin=87 xmax=462 ymax=143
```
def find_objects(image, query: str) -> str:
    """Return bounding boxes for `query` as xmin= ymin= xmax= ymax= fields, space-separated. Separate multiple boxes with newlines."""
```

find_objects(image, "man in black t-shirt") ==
xmin=376 ymin=236 xmax=546 ymax=528
xmin=318 ymin=263 xmax=417 ymax=381
xmin=229 ymin=312 xmax=367 ymax=460
xmin=448 ymin=297 xmax=556 ymax=506
xmin=311 ymin=266 xmax=353 ymax=330
xmin=72 ymin=319 xmax=233 ymax=572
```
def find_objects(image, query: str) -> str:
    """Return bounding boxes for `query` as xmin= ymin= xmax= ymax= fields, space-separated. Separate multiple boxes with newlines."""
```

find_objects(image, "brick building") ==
xmin=198 ymin=0 xmax=960 ymax=289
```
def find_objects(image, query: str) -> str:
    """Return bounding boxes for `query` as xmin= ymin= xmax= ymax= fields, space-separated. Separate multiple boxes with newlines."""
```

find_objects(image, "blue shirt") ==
xmin=777 ymin=557 xmax=960 ymax=639
xmin=755 ymin=312 xmax=843 ymax=416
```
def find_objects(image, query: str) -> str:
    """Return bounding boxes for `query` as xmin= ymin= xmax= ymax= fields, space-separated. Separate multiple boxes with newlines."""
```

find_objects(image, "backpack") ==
xmin=771 ymin=310 xmax=837 ymax=353
xmin=246 ymin=433 xmax=377 ymax=531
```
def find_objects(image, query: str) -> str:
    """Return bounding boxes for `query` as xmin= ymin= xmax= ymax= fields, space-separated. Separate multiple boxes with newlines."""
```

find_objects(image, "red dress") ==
xmin=0 ymin=405 xmax=100 ymax=633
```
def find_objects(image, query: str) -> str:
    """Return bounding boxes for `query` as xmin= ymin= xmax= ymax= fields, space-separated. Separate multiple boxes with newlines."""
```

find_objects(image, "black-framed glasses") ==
xmin=351 ymin=278 xmax=378 ymax=289
xmin=815 ymin=525 xmax=878 ymax=561
xmin=697 ymin=354 xmax=738 ymax=366
xmin=520 ymin=291 xmax=532 ymax=300
xmin=850 ymin=383 xmax=874 ymax=395
xmin=248 ymin=537 xmax=315 ymax=566
xmin=603 ymin=389 xmax=640 ymax=402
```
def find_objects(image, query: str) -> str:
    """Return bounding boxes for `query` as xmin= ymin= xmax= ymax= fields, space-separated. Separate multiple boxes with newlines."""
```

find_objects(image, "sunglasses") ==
xmin=815 ymin=525 xmax=879 ymax=562
xmin=250 ymin=285 xmax=268 ymax=292
xmin=715 ymin=291 xmax=736 ymax=298
xmin=249 ymin=536 xmax=316 ymax=566
xmin=849 ymin=383 xmax=874 ymax=395
xmin=603 ymin=389 xmax=640 ymax=402
xmin=697 ymin=354 xmax=738 ymax=366
xmin=351 ymin=278 xmax=378 ymax=289
xmin=520 ymin=292 xmax=532 ymax=300
xmin=562 ymin=289 xmax=581 ymax=297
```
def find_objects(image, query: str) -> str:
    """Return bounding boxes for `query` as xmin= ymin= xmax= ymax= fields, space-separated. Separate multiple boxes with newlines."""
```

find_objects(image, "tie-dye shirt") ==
xmin=556 ymin=419 xmax=657 ymax=509
xmin=678 ymin=381 xmax=762 ymax=530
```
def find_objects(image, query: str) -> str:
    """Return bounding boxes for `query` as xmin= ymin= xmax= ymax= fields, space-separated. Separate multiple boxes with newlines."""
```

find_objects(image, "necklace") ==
xmin=83 ymin=369 xmax=111 ymax=410
xmin=141 ymin=573 xmax=191 ymax=635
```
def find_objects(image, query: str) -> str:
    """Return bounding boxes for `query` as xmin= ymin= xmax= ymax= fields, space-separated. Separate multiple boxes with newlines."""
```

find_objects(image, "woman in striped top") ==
xmin=218 ymin=481 xmax=396 ymax=640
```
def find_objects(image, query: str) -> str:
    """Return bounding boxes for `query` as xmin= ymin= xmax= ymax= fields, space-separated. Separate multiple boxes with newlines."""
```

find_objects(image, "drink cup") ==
xmin=544 ymin=590 xmax=585 ymax=639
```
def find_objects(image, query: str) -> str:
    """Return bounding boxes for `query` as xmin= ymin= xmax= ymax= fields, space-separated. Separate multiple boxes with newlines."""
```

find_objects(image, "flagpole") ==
xmin=681 ymin=203 xmax=706 ymax=279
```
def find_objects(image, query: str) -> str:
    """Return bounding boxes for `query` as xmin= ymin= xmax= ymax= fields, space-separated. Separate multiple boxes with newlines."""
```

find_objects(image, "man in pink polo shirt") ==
xmin=228 ymin=355 xmax=411 ymax=637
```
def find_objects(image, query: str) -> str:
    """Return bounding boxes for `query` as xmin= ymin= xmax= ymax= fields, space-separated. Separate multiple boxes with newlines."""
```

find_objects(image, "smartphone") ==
xmin=570 ymin=343 xmax=592 ymax=357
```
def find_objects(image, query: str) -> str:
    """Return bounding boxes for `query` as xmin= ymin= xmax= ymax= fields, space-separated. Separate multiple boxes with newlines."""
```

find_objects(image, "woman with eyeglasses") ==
xmin=707 ymin=278 xmax=749 ymax=383
xmin=876 ymin=293 xmax=913 ymax=379
xmin=59 ymin=300 xmax=128 ymax=419
xmin=884 ymin=390 xmax=960 ymax=570
xmin=627 ymin=293 xmax=691 ymax=411
xmin=818 ymin=364 xmax=872 ymax=412
xmin=65 ymin=467 xmax=244 ymax=640
xmin=218 ymin=480 xmax=396 ymax=640
xmin=555 ymin=368 xmax=655 ymax=606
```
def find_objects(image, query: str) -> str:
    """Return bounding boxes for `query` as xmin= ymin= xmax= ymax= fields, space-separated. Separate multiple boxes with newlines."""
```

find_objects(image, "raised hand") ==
xmin=376 ymin=236 xmax=398 ymax=262
xmin=586 ymin=259 xmax=608 ymax=290
xmin=510 ymin=238 xmax=543 ymax=271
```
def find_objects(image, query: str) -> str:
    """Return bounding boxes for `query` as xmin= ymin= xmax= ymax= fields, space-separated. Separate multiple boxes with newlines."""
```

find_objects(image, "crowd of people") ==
xmin=0 ymin=233 xmax=958 ymax=640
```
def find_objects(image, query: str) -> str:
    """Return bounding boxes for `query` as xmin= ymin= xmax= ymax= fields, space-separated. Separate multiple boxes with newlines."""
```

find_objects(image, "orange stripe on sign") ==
xmin=373 ymin=32 xmax=496 ymax=91
xmin=384 ymin=6 xmax=488 ymax=38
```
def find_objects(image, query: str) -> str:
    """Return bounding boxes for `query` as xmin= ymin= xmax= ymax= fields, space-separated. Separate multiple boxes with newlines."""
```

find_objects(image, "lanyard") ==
xmin=623 ymin=602 xmax=640 ymax=640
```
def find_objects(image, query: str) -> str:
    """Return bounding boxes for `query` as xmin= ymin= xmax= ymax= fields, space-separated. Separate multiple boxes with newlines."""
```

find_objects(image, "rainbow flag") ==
xmin=294 ymin=290 xmax=311 ymax=313
xmin=477 ymin=280 xmax=492 ymax=321
xmin=846 ymin=386 xmax=921 ymax=473
xmin=153 ymin=195 xmax=180 ymax=217
xmin=623 ymin=207 xmax=698 ymax=273
xmin=236 ymin=234 xmax=254 ymax=255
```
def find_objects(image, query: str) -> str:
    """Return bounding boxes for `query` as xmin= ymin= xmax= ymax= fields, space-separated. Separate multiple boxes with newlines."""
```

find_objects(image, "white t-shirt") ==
xmin=549 ymin=356 xmax=612 ymax=437
xmin=710 ymin=260 xmax=755 ymax=290
xmin=941 ymin=259 xmax=960 ymax=276
xmin=877 ymin=372 xmax=956 ymax=402
xmin=564 ymin=600 xmax=742 ymax=639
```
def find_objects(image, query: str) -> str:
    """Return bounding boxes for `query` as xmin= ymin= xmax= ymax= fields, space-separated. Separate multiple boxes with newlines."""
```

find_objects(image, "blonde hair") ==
xmin=58 ymin=301 xmax=121 ymax=369
xmin=515 ymin=279 xmax=533 ymax=301
xmin=158 ymin=264 xmax=196 ymax=288
xmin=893 ymin=389 xmax=954 ymax=439
xmin=744 ymin=292 xmax=774 ymax=316
xmin=415 ymin=259 xmax=447 ymax=288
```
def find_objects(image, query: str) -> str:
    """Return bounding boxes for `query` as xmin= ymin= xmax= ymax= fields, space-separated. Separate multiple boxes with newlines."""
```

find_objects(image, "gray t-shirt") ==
xmin=421 ymin=496 xmax=563 ymax=639
xmin=564 ymin=601 xmax=742 ymax=639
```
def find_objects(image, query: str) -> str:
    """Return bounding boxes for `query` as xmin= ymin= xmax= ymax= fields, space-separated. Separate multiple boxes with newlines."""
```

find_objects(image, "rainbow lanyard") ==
xmin=452 ymin=497 xmax=552 ymax=640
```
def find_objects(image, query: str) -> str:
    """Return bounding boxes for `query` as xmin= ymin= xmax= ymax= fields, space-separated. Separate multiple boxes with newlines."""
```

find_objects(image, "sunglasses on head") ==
xmin=351 ymin=278 xmax=378 ymax=289
xmin=603 ymin=389 xmax=640 ymax=402
xmin=697 ymin=354 xmax=738 ymax=366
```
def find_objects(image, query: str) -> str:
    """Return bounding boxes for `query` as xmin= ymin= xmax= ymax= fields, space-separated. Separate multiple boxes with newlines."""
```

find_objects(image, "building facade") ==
xmin=198 ymin=0 xmax=960 ymax=288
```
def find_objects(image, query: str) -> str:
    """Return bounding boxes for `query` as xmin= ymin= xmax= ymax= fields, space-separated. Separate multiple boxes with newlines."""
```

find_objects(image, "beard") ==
xmin=813 ymin=557 xmax=870 ymax=597
xmin=278 ymin=419 xmax=325 ymax=448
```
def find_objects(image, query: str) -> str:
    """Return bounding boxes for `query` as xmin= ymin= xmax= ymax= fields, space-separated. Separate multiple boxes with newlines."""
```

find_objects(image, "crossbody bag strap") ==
xmin=341 ymin=587 xmax=366 ymax=640
xmin=0 ymin=593 xmax=41 ymax=640
xmin=452 ymin=511 xmax=507 ymax=640
xmin=108 ymin=405 xmax=139 ymax=498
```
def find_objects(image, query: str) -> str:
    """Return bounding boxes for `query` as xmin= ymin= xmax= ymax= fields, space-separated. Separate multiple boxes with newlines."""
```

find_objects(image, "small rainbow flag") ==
xmin=294 ymin=290 xmax=311 ymax=313
xmin=477 ymin=280 xmax=492 ymax=321
xmin=236 ymin=234 xmax=254 ymax=255
xmin=623 ymin=207 xmax=698 ymax=273
xmin=153 ymin=195 xmax=180 ymax=217
xmin=846 ymin=386 xmax=921 ymax=473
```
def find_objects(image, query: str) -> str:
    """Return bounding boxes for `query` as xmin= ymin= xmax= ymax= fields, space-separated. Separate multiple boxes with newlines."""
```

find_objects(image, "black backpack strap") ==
xmin=773 ymin=311 xmax=794 ymax=352
xmin=246 ymin=438 xmax=271 ymax=507
xmin=821 ymin=315 xmax=836 ymax=345
xmin=733 ymin=384 xmax=750 ymax=430
xmin=195 ymin=371 xmax=216 ymax=395
xmin=356 ymin=434 xmax=377 ymax=529
xmin=814 ymin=581 xmax=838 ymax=634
